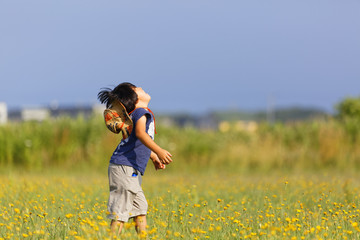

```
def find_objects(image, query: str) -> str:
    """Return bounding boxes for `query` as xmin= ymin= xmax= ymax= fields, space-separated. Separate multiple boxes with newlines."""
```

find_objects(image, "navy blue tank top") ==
xmin=109 ymin=108 xmax=155 ymax=175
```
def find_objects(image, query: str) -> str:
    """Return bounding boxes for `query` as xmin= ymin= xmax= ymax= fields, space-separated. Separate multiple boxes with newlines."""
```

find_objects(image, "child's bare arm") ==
xmin=135 ymin=116 xmax=173 ymax=164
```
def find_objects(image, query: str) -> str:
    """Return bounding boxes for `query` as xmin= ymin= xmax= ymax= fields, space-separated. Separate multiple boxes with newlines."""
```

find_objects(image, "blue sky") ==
xmin=1 ymin=0 xmax=359 ymax=113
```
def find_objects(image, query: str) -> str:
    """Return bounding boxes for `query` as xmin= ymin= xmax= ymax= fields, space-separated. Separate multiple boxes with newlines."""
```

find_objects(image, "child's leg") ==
xmin=110 ymin=220 xmax=124 ymax=235
xmin=134 ymin=215 xmax=147 ymax=234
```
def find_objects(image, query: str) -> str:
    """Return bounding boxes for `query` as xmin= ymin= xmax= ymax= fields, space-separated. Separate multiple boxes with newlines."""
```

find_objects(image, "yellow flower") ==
xmin=139 ymin=231 xmax=147 ymax=239
xmin=99 ymin=221 xmax=108 ymax=226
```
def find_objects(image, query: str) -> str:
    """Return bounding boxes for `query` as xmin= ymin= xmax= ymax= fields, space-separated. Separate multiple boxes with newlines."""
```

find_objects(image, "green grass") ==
xmin=1 ymin=115 xmax=360 ymax=174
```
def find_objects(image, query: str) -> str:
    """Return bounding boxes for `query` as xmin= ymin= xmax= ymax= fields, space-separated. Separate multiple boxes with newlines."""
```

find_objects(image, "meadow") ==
xmin=1 ymin=115 xmax=360 ymax=239
xmin=2 ymin=172 xmax=360 ymax=239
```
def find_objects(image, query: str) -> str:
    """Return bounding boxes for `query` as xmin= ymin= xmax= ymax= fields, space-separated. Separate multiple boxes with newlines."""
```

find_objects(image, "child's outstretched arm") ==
xmin=135 ymin=116 xmax=173 ymax=164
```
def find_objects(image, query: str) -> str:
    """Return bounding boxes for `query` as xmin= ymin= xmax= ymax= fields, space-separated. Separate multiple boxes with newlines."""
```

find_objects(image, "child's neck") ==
xmin=135 ymin=100 xmax=149 ymax=109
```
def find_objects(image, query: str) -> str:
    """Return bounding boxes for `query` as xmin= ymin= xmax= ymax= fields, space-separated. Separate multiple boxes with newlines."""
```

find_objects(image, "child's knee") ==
xmin=136 ymin=215 xmax=146 ymax=220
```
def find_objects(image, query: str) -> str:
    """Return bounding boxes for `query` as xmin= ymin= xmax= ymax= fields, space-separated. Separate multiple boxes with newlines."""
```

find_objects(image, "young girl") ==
xmin=98 ymin=82 xmax=173 ymax=235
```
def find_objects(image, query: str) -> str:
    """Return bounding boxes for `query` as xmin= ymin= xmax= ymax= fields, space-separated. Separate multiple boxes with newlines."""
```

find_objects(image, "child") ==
xmin=97 ymin=82 xmax=173 ymax=235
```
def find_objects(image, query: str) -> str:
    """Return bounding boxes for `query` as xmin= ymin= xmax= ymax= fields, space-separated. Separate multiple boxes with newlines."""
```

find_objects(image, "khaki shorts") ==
xmin=107 ymin=163 xmax=148 ymax=222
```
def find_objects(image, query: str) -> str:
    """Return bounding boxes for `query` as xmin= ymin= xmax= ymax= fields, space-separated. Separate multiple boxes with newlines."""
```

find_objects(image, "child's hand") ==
xmin=157 ymin=148 xmax=173 ymax=165
xmin=150 ymin=152 xmax=166 ymax=170
xmin=153 ymin=158 xmax=166 ymax=170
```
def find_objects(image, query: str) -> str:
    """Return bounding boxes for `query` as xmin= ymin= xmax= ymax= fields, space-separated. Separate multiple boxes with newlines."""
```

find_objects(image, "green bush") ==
xmin=1 ymin=114 xmax=360 ymax=173
xmin=336 ymin=96 xmax=360 ymax=120
xmin=336 ymin=96 xmax=360 ymax=141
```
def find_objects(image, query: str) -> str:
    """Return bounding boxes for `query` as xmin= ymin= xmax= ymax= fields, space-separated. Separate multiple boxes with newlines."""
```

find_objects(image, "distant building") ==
xmin=218 ymin=120 xmax=258 ymax=133
xmin=21 ymin=107 xmax=50 ymax=121
xmin=0 ymin=102 xmax=7 ymax=124
xmin=234 ymin=120 xmax=258 ymax=132
xmin=50 ymin=105 xmax=93 ymax=118
xmin=92 ymin=104 xmax=105 ymax=115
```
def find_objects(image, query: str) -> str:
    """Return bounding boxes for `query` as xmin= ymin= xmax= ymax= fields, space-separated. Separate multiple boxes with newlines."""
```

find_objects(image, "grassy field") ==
xmin=1 ymin=171 xmax=360 ymax=240
xmin=1 ymin=116 xmax=360 ymax=239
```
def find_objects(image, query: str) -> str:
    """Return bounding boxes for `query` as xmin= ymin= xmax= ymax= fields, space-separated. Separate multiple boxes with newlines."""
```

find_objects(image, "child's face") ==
xmin=135 ymin=87 xmax=151 ymax=103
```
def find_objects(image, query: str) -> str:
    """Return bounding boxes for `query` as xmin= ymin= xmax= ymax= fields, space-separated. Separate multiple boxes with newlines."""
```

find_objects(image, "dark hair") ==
xmin=97 ymin=82 xmax=138 ymax=113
